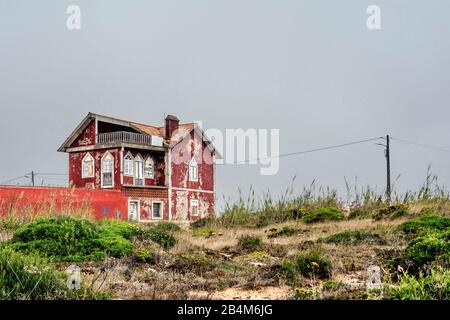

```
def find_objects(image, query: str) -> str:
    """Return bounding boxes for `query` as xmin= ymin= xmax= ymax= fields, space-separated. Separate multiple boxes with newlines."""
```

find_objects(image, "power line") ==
xmin=0 ymin=174 xmax=28 ymax=185
xmin=217 ymin=136 xmax=384 ymax=165
xmin=391 ymin=137 xmax=450 ymax=153
xmin=35 ymin=173 xmax=68 ymax=176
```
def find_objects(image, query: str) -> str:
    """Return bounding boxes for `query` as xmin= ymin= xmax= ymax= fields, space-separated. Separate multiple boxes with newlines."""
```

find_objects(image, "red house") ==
xmin=57 ymin=113 xmax=219 ymax=222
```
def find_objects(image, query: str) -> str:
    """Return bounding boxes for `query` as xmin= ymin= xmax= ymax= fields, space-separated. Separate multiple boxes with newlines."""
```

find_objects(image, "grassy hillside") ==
xmin=1 ymin=180 xmax=449 ymax=300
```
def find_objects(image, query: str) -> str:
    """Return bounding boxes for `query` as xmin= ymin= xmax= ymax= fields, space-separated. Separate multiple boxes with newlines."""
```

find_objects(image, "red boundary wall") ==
xmin=0 ymin=186 xmax=128 ymax=220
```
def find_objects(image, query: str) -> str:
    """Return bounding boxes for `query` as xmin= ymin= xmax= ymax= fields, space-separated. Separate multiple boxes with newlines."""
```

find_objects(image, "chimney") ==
xmin=165 ymin=114 xmax=179 ymax=140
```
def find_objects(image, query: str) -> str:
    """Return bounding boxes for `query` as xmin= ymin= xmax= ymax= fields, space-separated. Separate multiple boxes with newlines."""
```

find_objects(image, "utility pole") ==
xmin=385 ymin=135 xmax=391 ymax=203
xmin=31 ymin=171 xmax=35 ymax=187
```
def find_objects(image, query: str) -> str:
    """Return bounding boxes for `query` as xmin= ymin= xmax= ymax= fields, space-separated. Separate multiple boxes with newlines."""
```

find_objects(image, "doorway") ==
xmin=128 ymin=200 xmax=139 ymax=221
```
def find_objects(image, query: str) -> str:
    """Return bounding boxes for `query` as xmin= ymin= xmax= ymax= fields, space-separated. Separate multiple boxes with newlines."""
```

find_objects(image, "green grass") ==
xmin=193 ymin=226 xmax=216 ymax=237
xmin=0 ymin=247 xmax=69 ymax=299
xmin=385 ymin=267 xmax=450 ymax=300
xmin=322 ymin=279 xmax=342 ymax=291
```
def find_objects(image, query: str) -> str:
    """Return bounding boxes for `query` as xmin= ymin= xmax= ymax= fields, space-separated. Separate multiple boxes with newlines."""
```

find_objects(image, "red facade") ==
xmin=56 ymin=113 xmax=218 ymax=222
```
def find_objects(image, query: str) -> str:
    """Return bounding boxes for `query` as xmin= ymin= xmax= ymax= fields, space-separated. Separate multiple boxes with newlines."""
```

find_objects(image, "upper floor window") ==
xmin=134 ymin=154 xmax=144 ymax=186
xmin=124 ymin=152 xmax=134 ymax=176
xmin=82 ymin=153 xmax=94 ymax=178
xmin=101 ymin=152 xmax=114 ymax=188
xmin=144 ymin=157 xmax=154 ymax=179
xmin=189 ymin=158 xmax=198 ymax=181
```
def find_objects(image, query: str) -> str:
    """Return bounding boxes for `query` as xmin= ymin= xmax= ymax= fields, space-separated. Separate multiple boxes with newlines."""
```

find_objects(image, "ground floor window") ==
xmin=190 ymin=199 xmax=199 ymax=216
xmin=128 ymin=200 xmax=139 ymax=221
xmin=152 ymin=201 xmax=163 ymax=219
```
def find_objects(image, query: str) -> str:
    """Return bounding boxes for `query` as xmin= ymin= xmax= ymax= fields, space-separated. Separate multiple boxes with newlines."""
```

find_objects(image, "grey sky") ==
xmin=1 ymin=1 xmax=449 ymax=209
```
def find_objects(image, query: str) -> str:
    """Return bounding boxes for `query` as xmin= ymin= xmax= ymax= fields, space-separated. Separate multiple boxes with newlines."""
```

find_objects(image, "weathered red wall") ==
xmin=70 ymin=120 xmax=96 ymax=148
xmin=171 ymin=189 xmax=214 ymax=221
xmin=171 ymin=130 xmax=214 ymax=191
xmin=0 ymin=186 xmax=128 ymax=220
xmin=69 ymin=149 xmax=121 ymax=190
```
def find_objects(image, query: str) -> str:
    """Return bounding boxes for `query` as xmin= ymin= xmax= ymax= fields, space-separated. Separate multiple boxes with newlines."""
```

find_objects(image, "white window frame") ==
xmin=190 ymin=199 xmax=199 ymax=216
xmin=134 ymin=153 xmax=144 ymax=186
xmin=81 ymin=153 xmax=95 ymax=178
xmin=123 ymin=152 xmax=134 ymax=176
xmin=189 ymin=158 xmax=198 ymax=182
xmin=101 ymin=151 xmax=114 ymax=188
xmin=144 ymin=157 xmax=154 ymax=179
xmin=152 ymin=201 xmax=164 ymax=220
xmin=128 ymin=199 xmax=140 ymax=222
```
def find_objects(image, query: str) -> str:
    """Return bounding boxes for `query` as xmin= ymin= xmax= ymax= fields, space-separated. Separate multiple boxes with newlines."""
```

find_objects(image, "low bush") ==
xmin=238 ymin=235 xmax=262 ymax=250
xmin=320 ymin=230 xmax=385 ymax=246
xmin=147 ymin=222 xmax=178 ymax=249
xmin=401 ymin=215 xmax=450 ymax=237
xmin=292 ymin=288 xmax=316 ymax=300
xmin=295 ymin=249 xmax=332 ymax=279
xmin=9 ymin=217 xmax=139 ymax=261
xmin=322 ymin=279 xmax=342 ymax=291
xmin=385 ymin=267 xmax=450 ymax=300
xmin=193 ymin=226 xmax=216 ymax=237
xmin=303 ymin=208 xmax=343 ymax=224
xmin=268 ymin=226 xmax=298 ymax=238
xmin=347 ymin=208 xmax=370 ymax=220
xmin=374 ymin=204 xmax=409 ymax=221
xmin=405 ymin=230 xmax=450 ymax=267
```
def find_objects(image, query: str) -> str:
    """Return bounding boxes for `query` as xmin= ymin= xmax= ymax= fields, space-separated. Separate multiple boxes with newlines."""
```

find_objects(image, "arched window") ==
xmin=189 ymin=158 xmax=198 ymax=181
xmin=82 ymin=153 xmax=94 ymax=178
xmin=123 ymin=152 xmax=134 ymax=176
xmin=101 ymin=152 xmax=114 ymax=188
xmin=134 ymin=154 xmax=144 ymax=186
xmin=144 ymin=157 xmax=154 ymax=179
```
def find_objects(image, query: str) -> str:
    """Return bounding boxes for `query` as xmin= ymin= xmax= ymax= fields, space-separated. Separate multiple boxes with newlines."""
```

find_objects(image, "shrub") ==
xmin=293 ymin=288 xmax=316 ymax=300
xmin=295 ymin=249 xmax=332 ymax=279
xmin=320 ymin=230 xmax=385 ymax=245
xmin=190 ymin=216 xmax=215 ymax=229
xmin=385 ymin=267 xmax=450 ymax=300
xmin=405 ymin=230 xmax=450 ymax=267
xmin=374 ymin=204 xmax=409 ymax=220
xmin=303 ymin=208 xmax=343 ymax=224
xmin=279 ymin=260 xmax=298 ymax=283
xmin=9 ymin=217 xmax=137 ymax=261
xmin=0 ymin=247 xmax=69 ymax=299
xmin=347 ymin=208 xmax=370 ymax=220
xmin=147 ymin=222 xmax=178 ymax=249
xmin=401 ymin=215 xmax=450 ymax=237
xmin=193 ymin=226 xmax=216 ymax=237
xmin=238 ymin=235 xmax=262 ymax=250
xmin=322 ymin=279 xmax=342 ymax=291
xmin=268 ymin=226 xmax=298 ymax=238
xmin=134 ymin=248 xmax=157 ymax=263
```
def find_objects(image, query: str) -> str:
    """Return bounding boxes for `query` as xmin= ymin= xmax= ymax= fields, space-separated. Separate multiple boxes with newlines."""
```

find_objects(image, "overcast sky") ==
xmin=1 ymin=1 xmax=449 ymax=209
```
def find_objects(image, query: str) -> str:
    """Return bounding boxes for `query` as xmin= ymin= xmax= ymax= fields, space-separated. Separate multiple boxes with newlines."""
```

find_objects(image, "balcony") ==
xmin=96 ymin=131 xmax=163 ymax=147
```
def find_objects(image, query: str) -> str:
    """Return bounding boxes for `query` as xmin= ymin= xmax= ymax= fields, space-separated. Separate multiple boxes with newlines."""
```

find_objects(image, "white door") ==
xmin=128 ymin=200 xmax=139 ymax=221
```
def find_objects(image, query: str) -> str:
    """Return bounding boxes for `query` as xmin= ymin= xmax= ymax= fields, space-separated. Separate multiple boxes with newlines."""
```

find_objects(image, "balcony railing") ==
xmin=96 ymin=131 xmax=163 ymax=147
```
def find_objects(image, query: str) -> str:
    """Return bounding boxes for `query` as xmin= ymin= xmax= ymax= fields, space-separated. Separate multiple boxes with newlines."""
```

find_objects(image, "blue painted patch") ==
xmin=101 ymin=207 xmax=110 ymax=215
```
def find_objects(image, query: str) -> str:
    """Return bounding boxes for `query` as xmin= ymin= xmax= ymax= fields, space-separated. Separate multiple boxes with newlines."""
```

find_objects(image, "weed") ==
xmin=193 ymin=226 xmax=216 ymax=237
